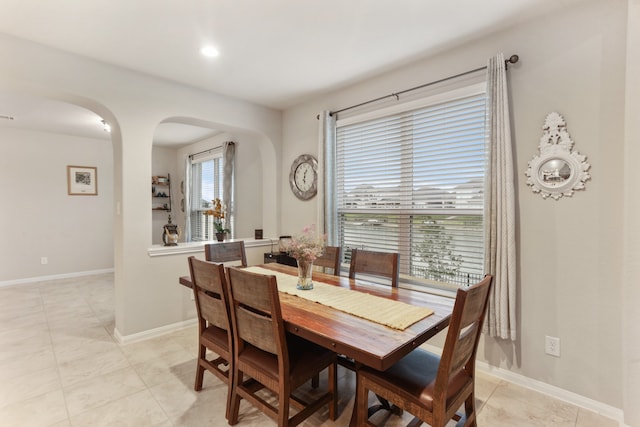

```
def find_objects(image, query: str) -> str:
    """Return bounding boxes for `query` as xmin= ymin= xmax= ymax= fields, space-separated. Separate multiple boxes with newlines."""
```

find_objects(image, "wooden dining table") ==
xmin=179 ymin=262 xmax=455 ymax=424
xmin=179 ymin=262 xmax=454 ymax=371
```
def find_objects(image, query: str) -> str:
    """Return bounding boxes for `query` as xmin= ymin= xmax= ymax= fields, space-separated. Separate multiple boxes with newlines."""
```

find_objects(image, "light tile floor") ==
xmin=0 ymin=273 xmax=619 ymax=427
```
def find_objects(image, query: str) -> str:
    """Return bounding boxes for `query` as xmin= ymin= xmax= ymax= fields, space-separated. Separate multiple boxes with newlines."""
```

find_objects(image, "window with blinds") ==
xmin=190 ymin=149 xmax=224 ymax=241
xmin=335 ymin=87 xmax=487 ymax=289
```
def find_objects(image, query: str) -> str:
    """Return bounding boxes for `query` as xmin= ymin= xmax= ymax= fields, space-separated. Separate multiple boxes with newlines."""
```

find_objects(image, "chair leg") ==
xmin=225 ymin=364 xmax=234 ymax=422
xmin=311 ymin=373 xmax=319 ymax=388
xmin=463 ymin=392 xmax=477 ymax=427
xmin=194 ymin=345 xmax=206 ymax=391
xmin=228 ymin=371 xmax=242 ymax=425
xmin=328 ymin=362 xmax=337 ymax=420
xmin=278 ymin=383 xmax=291 ymax=427
xmin=356 ymin=377 xmax=370 ymax=426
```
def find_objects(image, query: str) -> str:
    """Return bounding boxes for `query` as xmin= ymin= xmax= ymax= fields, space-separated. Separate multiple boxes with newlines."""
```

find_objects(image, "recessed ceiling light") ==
xmin=201 ymin=46 xmax=219 ymax=58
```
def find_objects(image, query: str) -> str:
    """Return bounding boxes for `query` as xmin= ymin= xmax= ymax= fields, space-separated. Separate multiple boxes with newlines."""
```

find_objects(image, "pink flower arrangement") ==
xmin=288 ymin=225 xmax=326 ymax=263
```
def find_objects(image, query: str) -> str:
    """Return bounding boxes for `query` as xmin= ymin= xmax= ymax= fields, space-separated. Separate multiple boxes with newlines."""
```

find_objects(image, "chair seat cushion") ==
xmin=239 ymin=334 xmax=334 ymax=388
xmin=360 ymin=348 xmax=470 ymax=411
xmin=287 ymin=335 xmax=335 ymax=387
xmin=201 ymin=325 xmax=229 ymax=352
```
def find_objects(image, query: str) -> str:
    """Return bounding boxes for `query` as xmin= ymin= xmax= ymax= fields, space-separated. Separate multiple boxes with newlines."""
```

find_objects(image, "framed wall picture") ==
xmin=67 ymin=165 xmax=98 ymax=195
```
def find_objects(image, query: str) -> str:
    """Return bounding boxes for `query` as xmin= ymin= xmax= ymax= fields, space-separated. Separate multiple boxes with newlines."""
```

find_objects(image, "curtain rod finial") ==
xmin=507 ymin=54 xmax=519 ymax=65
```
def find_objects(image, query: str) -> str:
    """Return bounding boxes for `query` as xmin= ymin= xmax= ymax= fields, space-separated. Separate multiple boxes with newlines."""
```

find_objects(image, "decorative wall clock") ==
xmin=289 ymin=154 xmax=318 ymax=200
xmin=525 ymin=112 xmax=590 ymax=200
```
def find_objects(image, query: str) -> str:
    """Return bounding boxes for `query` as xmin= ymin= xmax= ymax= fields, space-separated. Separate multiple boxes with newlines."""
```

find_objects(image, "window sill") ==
xmin=147 ymin=237 xmax=277 ymax=257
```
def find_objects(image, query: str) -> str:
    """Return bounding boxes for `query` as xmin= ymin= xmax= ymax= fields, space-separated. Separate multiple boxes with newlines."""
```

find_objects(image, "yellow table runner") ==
xmin=244 ymin=266 xmax=433 ymax=330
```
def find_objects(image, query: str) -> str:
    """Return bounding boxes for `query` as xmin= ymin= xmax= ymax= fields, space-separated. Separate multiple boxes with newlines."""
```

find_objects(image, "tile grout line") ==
xmin=40 ymin=283 xmax=74 ymax=426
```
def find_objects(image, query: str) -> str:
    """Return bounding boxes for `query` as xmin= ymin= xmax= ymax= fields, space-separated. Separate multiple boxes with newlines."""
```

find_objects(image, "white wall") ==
xmin=623 ymin=1 xmax=640 ymax=425
xmin=282 ymin=0 xmax=629 ymax=414
xmin=0 ymin=33 xmax=283 ymax=340
xmin=0 ymin=127 xmax=113 ymax=282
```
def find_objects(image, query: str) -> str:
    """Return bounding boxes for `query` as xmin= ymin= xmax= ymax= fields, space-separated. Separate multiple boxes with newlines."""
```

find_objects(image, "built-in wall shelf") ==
xmin=152 ymin=174 xmax=171 ymax=211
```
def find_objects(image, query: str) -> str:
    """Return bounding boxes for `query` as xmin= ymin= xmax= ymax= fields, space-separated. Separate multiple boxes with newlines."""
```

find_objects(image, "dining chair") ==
xmin=204 ymin=241 xmax=247 ymax=267
xmin=349 ymin=248 xmax=399 ymax=287
xmin=314 ymin=246 xmax=342 ymax=276
xmin=355 ymin=274 xmax=493 ymax=427
xmin=226 ymin=267 xmax=338 ymax=426
xmin=187 ymin=256 xmax=234 ymax=420
xmin=339 ymin=248 xmax=400 ymax=371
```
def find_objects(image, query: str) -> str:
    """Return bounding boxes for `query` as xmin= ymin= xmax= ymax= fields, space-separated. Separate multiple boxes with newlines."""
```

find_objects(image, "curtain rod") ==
xmin=189 ymin=147 xmax=217 ymax=159
xmin=188 ymin=142 xmax=231 ymax=159
xmin=325 ymin=54 xmax=519 ymax=118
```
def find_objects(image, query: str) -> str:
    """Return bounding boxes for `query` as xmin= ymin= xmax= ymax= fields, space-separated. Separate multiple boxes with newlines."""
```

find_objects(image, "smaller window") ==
xmin=190 ymin=150 xmax=223 ymax=241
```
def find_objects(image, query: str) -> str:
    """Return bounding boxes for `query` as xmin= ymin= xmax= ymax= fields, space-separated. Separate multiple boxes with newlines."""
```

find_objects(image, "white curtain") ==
xmin=483 ymin=53 xmax=517 ymax=340
xmin=223 ymin=141 xmax=236 ymax=238
xmin=318 ymin=111 xmax=336 ymax=244
xmin=183 ymin=155 xmax=192 ymax=242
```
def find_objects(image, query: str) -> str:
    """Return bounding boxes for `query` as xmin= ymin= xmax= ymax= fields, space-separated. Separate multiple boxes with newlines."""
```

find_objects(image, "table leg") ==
xmin=349 ymin=363 xmax=403 ymax=427
xmin=369 ymin=395 xmax=403 ymax=417
xmin=349 ymin=362 xmax=362 ymax=427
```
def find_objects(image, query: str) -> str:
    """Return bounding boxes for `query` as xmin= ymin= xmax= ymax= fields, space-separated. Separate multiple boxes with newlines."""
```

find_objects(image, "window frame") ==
xmin=189 ymin=149 xmax=224 ymax=242
xmin=332 ymin=83 xmax=488 ymax=291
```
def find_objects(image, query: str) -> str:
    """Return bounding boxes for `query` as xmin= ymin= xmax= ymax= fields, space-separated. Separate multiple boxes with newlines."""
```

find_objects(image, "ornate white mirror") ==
xmin=525 ymin=112 xmax=590 ymax=200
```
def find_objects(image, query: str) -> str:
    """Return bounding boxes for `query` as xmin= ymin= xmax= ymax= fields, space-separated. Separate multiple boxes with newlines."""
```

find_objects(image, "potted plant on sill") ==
xmin=204 ymin=198 xmax=230 ymax=242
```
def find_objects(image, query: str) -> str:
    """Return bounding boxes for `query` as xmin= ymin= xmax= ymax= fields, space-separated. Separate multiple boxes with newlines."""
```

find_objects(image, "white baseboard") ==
xmin=114 ymin=318 xmax=197 ymax=345
xmin=421 ymin=343 xmax=626 ymax=426
xmin=0 ymin=268 xmax=114 ymax=288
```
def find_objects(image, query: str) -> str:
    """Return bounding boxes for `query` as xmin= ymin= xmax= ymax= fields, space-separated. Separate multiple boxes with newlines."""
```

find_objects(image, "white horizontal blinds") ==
xmin=190 ymin=149 xmax=223 ymax=241
xmin=338 ymin=114 xmax=407 ymax=208
xmin=336 ymin=92 xmax=486 ymax=288
xmin=412 ymin=95 xmax=487 ymax=211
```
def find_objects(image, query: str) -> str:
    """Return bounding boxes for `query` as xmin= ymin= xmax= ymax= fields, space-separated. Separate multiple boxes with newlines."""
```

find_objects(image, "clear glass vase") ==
xmin=296 ymin=259 xmax=314 ymax=290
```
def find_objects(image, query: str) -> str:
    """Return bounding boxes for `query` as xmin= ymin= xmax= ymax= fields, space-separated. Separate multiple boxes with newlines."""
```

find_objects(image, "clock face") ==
xmin=295 ymin=163 xmax=314 ymax=191
xmin=289 ymin=154 xmax=318 ymax=200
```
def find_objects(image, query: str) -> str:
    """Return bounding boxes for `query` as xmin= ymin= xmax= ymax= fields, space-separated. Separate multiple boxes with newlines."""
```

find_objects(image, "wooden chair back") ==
xmin=314 ymin=246 xmax=342 ymax=276
xmin=189 ymin=256 xmax=231 ymax=332
xmin=437 ymin=274 xmax=492 ymax=390
xmin=227 ymin=266 xmax=286 ymax=359
xmin=205 ymin=241 xmax=247 ymax=267
xmin=348 ymin=248 xmax=399 ymax=287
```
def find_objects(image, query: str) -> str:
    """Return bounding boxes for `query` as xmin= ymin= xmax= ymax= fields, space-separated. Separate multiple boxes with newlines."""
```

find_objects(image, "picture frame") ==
xmin=67 ymin=165 xmax=98 ymax=196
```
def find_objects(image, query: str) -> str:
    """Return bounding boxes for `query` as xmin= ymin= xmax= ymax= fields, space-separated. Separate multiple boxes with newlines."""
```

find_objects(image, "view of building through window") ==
xmin=335 ymin=90 xmax=486 ymax=288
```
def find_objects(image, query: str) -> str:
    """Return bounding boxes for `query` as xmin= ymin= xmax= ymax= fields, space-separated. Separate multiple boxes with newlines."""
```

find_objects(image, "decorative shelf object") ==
xmin=152 ymin=174 xmax=172 ymax=211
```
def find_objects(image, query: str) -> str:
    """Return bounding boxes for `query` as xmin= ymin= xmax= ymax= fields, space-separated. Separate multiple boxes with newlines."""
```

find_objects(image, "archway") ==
xmin=0 ymin=90 xmax=118 ymax=289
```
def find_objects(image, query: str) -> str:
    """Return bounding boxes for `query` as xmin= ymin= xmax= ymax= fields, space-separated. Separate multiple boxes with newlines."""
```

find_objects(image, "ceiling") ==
xmin=0 ymin=0 xmax=583 ymax=146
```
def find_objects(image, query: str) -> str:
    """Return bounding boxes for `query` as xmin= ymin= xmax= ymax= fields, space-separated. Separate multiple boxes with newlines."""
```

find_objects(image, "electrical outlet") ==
xmin=40 ymin=257 xmax=48 ymax=265
xmin=545 ymin=335 xmax=560 ymax=357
